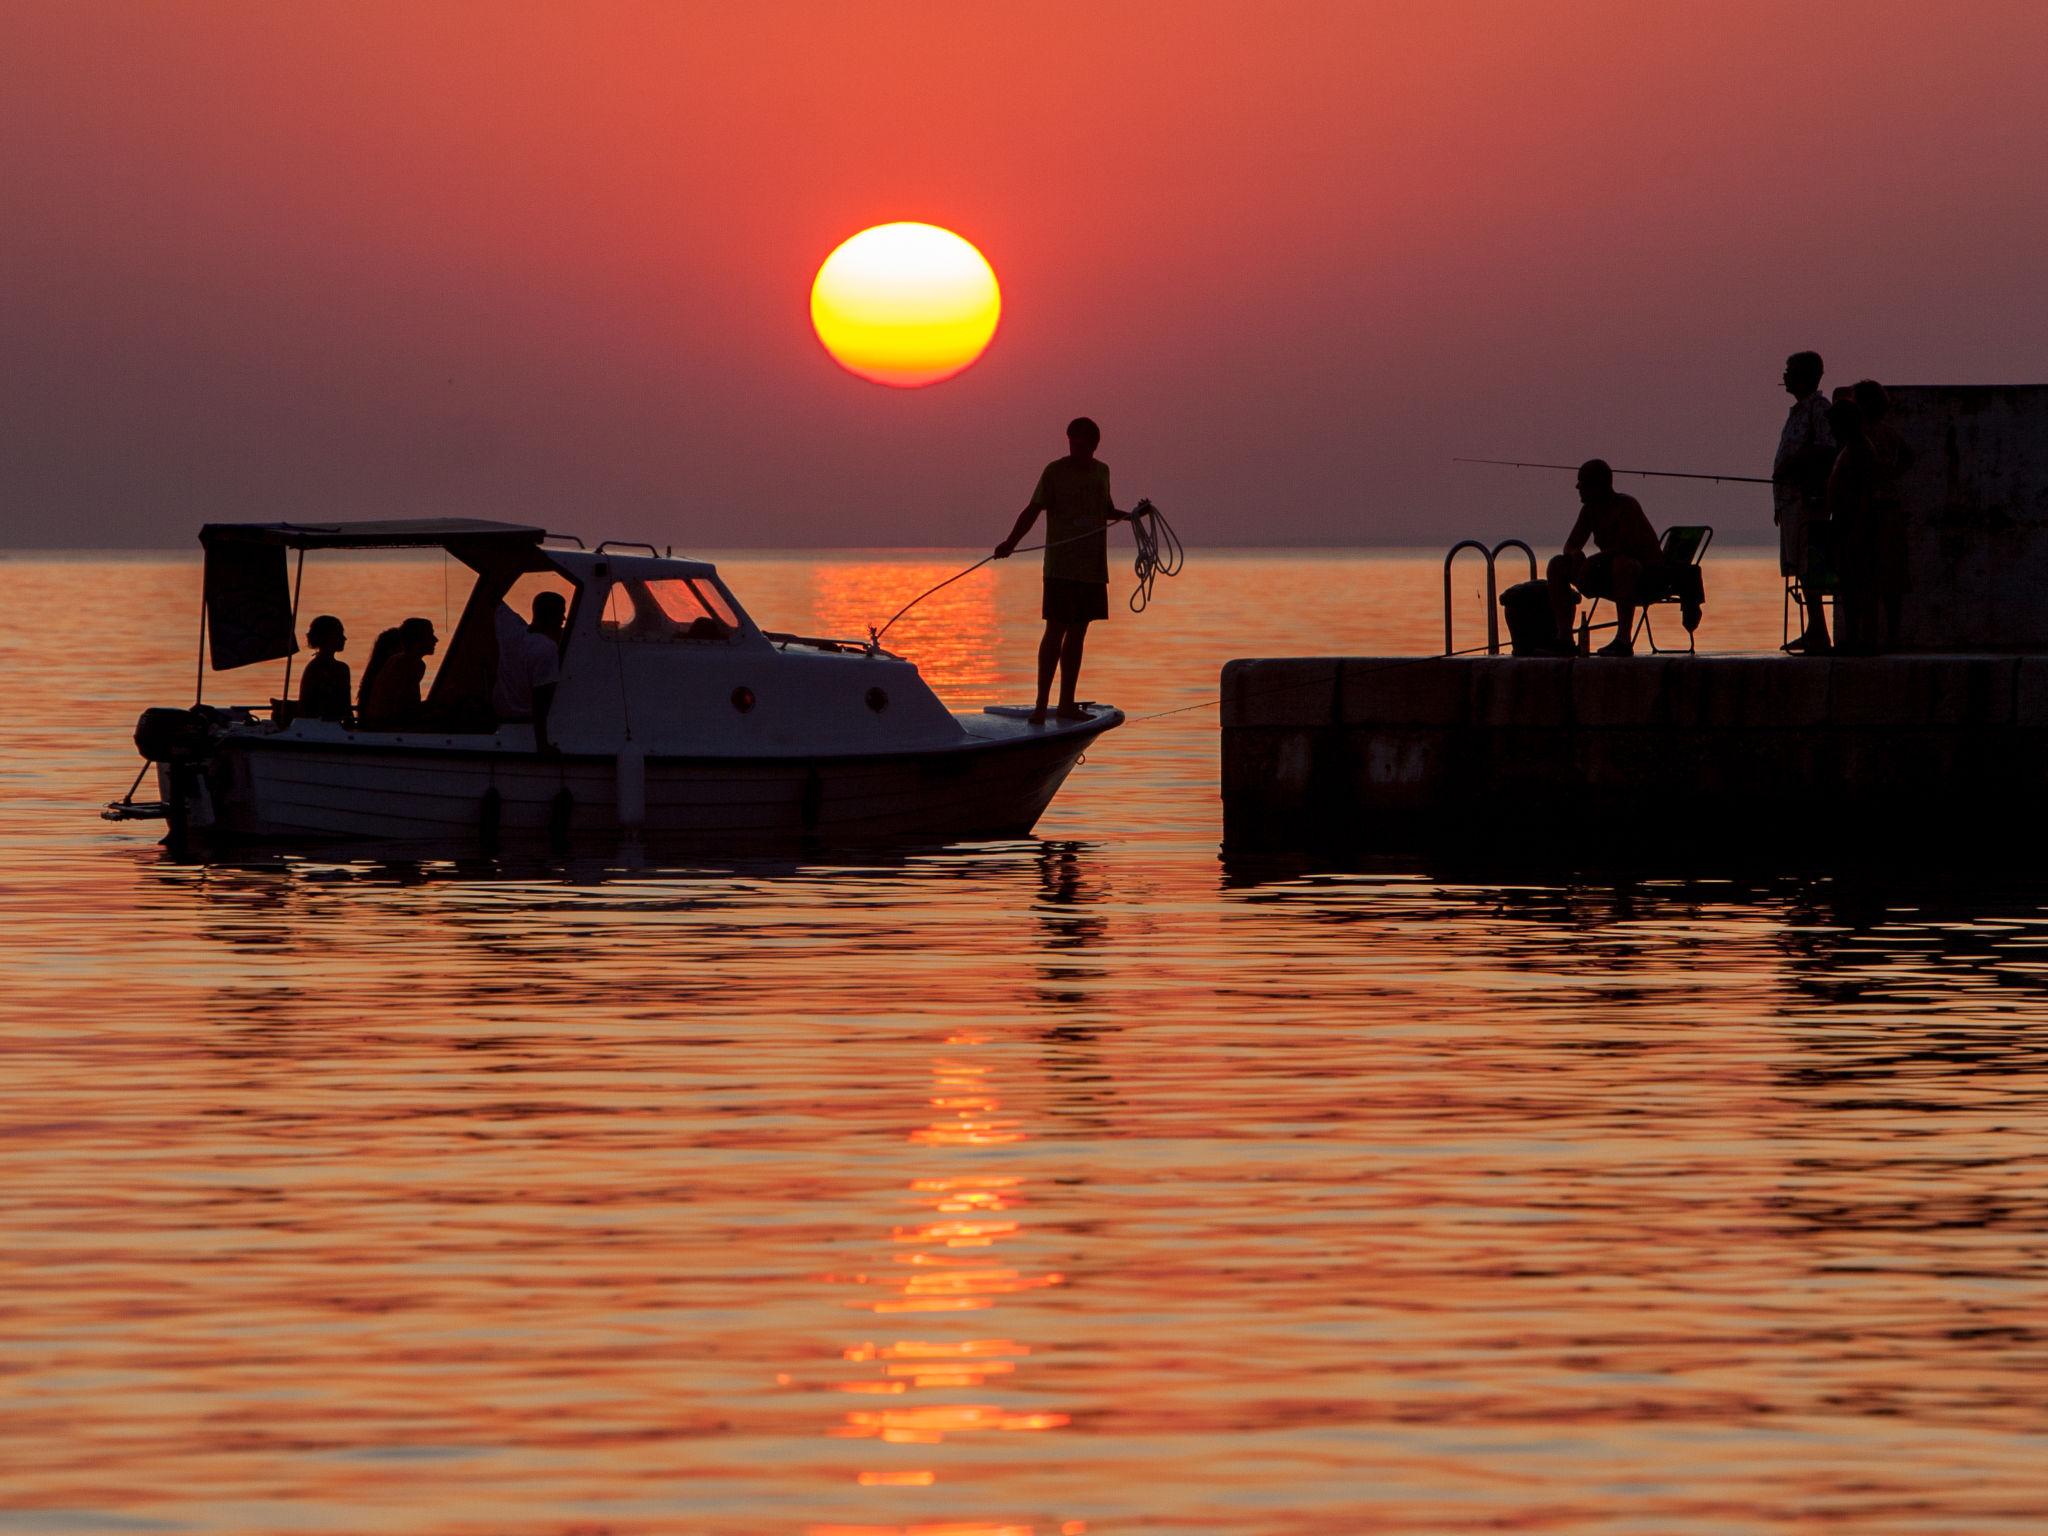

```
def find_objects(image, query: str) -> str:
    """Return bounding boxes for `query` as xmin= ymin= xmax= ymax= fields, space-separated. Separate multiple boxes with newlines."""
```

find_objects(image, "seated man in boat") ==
xmin=493 ymin=591 xmax=566 ymax=752
xmin=296 ymin=614 xmax=352 ymax=724
xmin=1547 ymin=459 xmax=1674 ymax=657
xmin=992 ymin=416 xmax=1134 ymax=724
xmin=357 ymin=617 xmax=438 ymax=728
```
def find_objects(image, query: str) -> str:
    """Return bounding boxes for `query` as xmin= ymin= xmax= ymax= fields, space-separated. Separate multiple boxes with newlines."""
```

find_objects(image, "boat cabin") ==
xmin=196 ymin=519 xmax=965 ymax=756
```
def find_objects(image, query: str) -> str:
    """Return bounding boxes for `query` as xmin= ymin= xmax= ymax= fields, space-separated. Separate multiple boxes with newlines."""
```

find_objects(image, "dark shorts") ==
xmin=1578 ymin=551 xmax=1674 ymax=601
xmin=1043 ymin=578 xmax=1109 ymax=624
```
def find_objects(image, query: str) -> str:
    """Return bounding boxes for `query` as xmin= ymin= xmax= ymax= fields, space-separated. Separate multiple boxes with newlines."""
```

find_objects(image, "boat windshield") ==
xmin=599 ymin=576 xmax=740 ymax=643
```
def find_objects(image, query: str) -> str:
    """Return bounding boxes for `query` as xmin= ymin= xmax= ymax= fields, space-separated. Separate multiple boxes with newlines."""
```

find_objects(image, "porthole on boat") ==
xmin=865 ymin=687 xmax=889 ymax=713
xmin=732 ymin=686 xmax=756 ymax=713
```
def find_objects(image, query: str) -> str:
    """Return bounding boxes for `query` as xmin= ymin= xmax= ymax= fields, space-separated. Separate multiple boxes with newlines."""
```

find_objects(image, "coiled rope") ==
xmin=870 ymin=500 xmax=1184 ymax=650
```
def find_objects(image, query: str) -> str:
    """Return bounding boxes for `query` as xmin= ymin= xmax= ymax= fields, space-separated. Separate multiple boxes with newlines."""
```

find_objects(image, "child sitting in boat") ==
xmin=296 ymin=615 xmax=351 ymax=724
xmin=357 ymin=617 xmax=438 ymax=728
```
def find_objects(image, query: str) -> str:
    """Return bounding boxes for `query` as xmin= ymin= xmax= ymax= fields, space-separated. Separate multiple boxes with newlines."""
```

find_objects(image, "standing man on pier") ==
xmin=1775 ymin=350 xmax=1836 ymax=653
xmin=994 ymin=417 xmax=1133 ymax=724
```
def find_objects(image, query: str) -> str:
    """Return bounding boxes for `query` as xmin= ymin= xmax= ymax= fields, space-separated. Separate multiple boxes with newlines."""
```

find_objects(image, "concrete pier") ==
xmin=1220 ymin=655 xmax=2048 ymax=854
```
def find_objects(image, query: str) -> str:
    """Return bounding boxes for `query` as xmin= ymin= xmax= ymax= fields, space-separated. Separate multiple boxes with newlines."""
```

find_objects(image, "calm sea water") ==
xmin=5 ymin=550 xmax=2047 ymax=1535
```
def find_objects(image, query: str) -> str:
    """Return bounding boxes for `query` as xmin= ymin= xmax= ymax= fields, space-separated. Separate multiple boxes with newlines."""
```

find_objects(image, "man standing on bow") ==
xmin=1775 ymin=350 xmax=1836 ymax=653
xmin=994 ymin=416 xmax=1134 ymax=725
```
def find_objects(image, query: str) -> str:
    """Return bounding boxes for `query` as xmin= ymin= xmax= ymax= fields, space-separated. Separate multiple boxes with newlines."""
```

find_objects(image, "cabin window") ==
xmin=599 ymin=577 xmax=738 ymax=643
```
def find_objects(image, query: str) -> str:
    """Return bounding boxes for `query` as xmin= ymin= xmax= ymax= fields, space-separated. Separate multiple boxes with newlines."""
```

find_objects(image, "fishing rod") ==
xmin=1455 ymin=457 xmax=1772 ymax=486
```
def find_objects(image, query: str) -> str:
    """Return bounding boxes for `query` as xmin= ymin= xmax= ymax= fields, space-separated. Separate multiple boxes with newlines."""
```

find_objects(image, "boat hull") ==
xmin=178 ymin=714 xmax=1118 ymax=846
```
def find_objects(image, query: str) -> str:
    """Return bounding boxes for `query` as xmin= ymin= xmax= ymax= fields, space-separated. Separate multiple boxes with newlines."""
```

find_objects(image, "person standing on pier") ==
xmin=1775 ymin=350 xmax=1836 ymax=654
xmin=994 ymin=417 xmax=1133 ymax=724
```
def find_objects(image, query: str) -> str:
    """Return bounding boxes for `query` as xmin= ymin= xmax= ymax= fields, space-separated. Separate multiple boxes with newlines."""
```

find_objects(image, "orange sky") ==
xmin=4 ymin=0 xmax=2046 ymax=548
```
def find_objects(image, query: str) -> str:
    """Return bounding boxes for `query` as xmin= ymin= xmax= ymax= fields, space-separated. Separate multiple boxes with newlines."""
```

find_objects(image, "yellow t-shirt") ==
xmin=1031 ymin=456 xmax=1112 ymax=583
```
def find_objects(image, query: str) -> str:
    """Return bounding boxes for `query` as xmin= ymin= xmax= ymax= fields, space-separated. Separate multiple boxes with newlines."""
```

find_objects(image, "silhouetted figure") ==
xmin=1826 ymin=398 xmax=1881 ymax=654
xmin=1774 ymin=350 xmax=1835 ymax=653
xmin=494 ymin=590 xmax=566 ymax=752
xmin=297 ymin=614 xmax=352 ymax=724
xmin=1547 ymin=459 xmax=1666 ymax=656
xmin=1854 ymin=378 xmax=1913 ymax=651
xmin=994 ymin=416 xmax=1133 ymax=724
xmin=358 ymin=617 xmax=438 ymax=728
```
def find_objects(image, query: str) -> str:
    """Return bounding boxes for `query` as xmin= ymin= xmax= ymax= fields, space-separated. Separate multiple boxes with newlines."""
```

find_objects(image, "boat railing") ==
xmin=1443 ymin=539 xmax=1539 ymax=655
xmin=765 ymin=631 xmax=884 ymax=656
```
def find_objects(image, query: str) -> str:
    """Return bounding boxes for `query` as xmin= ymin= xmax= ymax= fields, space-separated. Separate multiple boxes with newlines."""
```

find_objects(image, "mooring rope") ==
xmin=1124 ymin=641 xmax=1502 ymax=725
xmin=870 ymin=501 xmax=1184 ymax=650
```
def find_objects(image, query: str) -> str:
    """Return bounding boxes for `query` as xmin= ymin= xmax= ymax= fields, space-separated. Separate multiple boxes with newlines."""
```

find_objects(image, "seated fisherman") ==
xmin=296 ymin=614 xmax=352 ymax=723
xmin=1547 ymin=459 xmax=1670 ymax=657
xmin=357 ymin=616 xmax=438 ymax=728
xmin=493 ymin=591 xmax=566 ymax=752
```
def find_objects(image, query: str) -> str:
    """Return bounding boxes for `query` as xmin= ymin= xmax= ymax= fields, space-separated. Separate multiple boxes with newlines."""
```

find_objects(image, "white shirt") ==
xmin=492 ymin=605 xmax=562 ymax=718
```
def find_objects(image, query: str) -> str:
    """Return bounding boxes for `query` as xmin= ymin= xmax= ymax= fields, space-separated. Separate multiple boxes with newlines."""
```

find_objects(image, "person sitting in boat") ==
xmin=493 ymin=591 xmax=566 ymax=752
xmin=296 ymin=614 xmax=352 ymax=724
xmin=992 ymin=415 xmax=1135 ymax=724
xmin=357 ymin=617 xmax=438 ymax=728
xmin=1547 ymin=459 xmax=1671 ymax=656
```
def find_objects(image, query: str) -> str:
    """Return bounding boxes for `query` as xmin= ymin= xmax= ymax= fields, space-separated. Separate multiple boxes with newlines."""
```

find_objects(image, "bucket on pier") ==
xmin=1501 ymin=580 xmax=1573 ymax=656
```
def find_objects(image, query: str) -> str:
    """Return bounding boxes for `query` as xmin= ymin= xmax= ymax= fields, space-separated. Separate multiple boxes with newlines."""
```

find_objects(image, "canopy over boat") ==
xmin=199 ymin=520 xmax=555 ymax=671
xmin=199 ymin=518 xmax=548 ymax=551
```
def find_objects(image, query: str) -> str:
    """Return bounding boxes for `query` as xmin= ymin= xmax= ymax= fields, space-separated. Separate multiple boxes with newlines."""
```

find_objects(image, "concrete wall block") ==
xmin=1655 ymin=658 xmax=1829 ymax=729
xmin=1478 ymin=726 xmax=1578 ymax=793
xmin=1220 ymin=727 xmax=1318 ymax=817
xmin=1221 ymin=659 xmax=1345 ymax=729
xmin=1883 ymin=386 xmax=2048 ymax=652
xmin=1734 ymin=660 xmax=1833 ymax=728
xmin=1351 ymin=729 xmax=1456 ymax=814
xmin=1470 ymin=659 xmax=1574 ymax=726
xmin=2016 ymin=659 xmax=2048 ymax=726
xmin=1574 ymin=726 xmax=1695 ymax=791
xmin=1571 ymin=658 xmax=1681 ymax=727
xmin=1340 ymin=659 xmax=1472 ymax=726
xmin=1827 ymin=657 xmax=2017 ymax=727
xmin=1718 ymin=730 xmax=1831 ymax=799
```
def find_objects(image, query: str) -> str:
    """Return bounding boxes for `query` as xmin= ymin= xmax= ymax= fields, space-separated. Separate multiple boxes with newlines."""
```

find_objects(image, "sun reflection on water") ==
xmin=811 ymin=1029 xmax=1073 ymax=1532
xmin=807 ymin=560 xmax=1003 ymax=703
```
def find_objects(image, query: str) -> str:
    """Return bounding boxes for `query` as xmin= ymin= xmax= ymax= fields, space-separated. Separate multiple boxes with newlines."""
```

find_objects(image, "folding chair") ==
xmin=1581 ymin=525 xmax=1713 ymax=654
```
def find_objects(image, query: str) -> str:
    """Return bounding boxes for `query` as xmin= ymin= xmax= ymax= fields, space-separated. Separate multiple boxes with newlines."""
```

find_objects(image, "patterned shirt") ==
xmin=1773 ymin=393 xmax=1834 ymax=524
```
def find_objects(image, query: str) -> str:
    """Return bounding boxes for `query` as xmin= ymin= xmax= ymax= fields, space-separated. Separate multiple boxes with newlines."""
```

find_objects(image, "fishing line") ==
xmin=869 ymin=501 xmax=1183 ymax=649
xmin=1455 ymin=457 xmax=1771 ymax=486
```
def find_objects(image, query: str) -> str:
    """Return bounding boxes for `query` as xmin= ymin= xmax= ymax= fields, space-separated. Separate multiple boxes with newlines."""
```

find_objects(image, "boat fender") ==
xmin=615 ymin=745 xmax=646 ymax=829
xmin=183 ymin=767 xmax=217 ymax=831
xmin=549 ymin=786 xmax=574 ymax=849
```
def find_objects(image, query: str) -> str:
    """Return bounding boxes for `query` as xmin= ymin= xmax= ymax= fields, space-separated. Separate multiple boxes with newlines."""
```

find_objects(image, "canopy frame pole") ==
xmin=194 ymin=596 xmax=208 ymax=706
xmin=279 ymin=547 xmax=306 ymax=705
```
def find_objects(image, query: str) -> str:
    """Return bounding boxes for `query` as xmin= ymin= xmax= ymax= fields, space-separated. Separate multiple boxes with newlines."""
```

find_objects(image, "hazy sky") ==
xmin=5 ymin=0 xmax=2045 ymax=549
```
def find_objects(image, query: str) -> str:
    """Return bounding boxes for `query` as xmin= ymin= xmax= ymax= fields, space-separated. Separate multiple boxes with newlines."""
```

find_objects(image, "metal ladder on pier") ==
xmin=1443 ymin=539 xmax=1537 ymax=655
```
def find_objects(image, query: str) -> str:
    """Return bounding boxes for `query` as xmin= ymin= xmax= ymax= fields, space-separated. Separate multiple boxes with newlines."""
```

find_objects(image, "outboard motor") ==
xmin=123 ymin=706 xmax=224 ymax=839
xmin=133 ymin=706 xmax=219 ymax=764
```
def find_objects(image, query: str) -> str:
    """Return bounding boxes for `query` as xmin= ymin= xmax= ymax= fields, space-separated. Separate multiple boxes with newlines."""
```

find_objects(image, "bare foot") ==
xmin=1055 ymin=704 xmax=1089 ymax=721
xmin=1027 ymin=707 xmax=1048 ymax=726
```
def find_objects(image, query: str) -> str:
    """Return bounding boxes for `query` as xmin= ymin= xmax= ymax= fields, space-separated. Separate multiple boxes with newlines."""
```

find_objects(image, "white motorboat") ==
xmin=117 ymin=520 xmax=1121 ymax=846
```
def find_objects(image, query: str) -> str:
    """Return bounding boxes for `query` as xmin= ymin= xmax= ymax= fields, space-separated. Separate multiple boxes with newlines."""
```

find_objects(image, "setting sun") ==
xmin=810 ymin=223 xmax=1001 ymax=388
